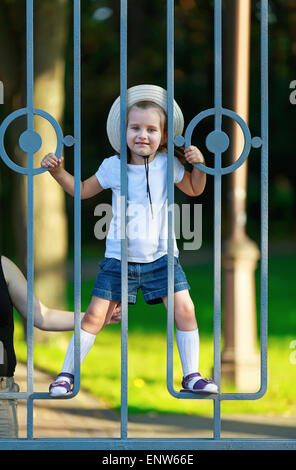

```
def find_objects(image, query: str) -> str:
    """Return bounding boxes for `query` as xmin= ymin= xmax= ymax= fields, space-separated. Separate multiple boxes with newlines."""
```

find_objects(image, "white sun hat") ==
xmin=106 ymin=84 xmax=184 ymax=153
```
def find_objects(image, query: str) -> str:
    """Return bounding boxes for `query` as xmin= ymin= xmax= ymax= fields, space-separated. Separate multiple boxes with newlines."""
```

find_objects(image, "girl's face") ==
xmin=126 ymin=106 xmax=165 ymax=162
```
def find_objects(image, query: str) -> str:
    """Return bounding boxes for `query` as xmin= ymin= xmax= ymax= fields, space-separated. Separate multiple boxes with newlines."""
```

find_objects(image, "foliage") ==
xmin=14 ymin=251 xmax=296 ymax=416
xmin=0 ymin=1 xmax=295 ymax=256
xmin=61 ymin=0 xmax=296 ymax=253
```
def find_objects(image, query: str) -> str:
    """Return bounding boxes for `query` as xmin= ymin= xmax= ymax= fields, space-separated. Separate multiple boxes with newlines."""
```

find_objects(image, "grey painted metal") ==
xmin=72 ymin=0 xmax=82 ymax=405
xmin=25 ymin=0 xmax=34 ymax=440
xmin=0 ymin=437 xmax=295 ymax=451
xmin=259 ymin=0 xmax=269 ymax=404
xmin=212 ymin=0 xmax=222 ymax=439
xmin=120 ymin=0 xmax=128 ymax=441
xmin=166 ymin=0 xmax=176 ymax=405
xmin=166 ymin=0 xmax=272 ymax=444
xmin=0 ymin=108 xmax=64 ymax=175
xmin=0 ymin=0 xmax=292 ymax=451
xmin=166 ymin=0 xmax=218 ymax=403
xmin=0 ymin=0 xmax=81 ymax=422
xmin=171 ymin=0 xmax=268 ymax=401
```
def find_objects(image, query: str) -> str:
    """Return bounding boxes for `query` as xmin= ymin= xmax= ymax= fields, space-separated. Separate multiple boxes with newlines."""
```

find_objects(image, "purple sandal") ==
xmin=49 ymin=373 xmax=74 ymax=397
xmin=181 ymin=372 xmax=218 ymax=394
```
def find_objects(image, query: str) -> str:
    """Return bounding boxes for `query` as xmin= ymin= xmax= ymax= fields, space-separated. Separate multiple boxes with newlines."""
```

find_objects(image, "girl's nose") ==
xmin=138 ymin=129 xmax=147 ymax=139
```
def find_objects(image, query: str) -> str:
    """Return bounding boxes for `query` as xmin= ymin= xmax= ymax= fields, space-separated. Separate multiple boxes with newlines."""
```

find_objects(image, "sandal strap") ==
xmin=182 ymin=372 xmax=215 ymax=391
xmin=192 ymin=377 xmax=215 ymax=391
xmin=182 ymin=372 xmax=200 ymax=388
xmin=49 ymin=380 xmax=72 ymax=394
xmin=56 ymin=373 xmax=74 ymax=384
xmin=49 ymin=373 xmax=74 ymax=394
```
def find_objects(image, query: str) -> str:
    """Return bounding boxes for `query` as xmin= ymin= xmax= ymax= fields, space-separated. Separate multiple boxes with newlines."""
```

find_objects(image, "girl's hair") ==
xmin=126 ymin=101 xmax=186 ymax=165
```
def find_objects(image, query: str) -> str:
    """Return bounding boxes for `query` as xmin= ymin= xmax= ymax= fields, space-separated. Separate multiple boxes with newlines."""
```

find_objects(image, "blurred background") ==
xmin=0 ymin=0 xmax=295 ymax=421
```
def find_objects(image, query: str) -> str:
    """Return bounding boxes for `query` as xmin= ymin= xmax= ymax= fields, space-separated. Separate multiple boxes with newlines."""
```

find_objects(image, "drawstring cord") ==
xmin=143 ymin=156 xmax=153 ymax=219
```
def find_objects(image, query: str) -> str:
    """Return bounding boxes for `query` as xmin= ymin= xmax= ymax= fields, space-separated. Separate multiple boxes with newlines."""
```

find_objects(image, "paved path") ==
xmin=18 ymin=252 xmax=293 ymax=442
xmin=14 ymin=362 xmax=296 ymax=440
xmin=14 ymin=249 xmax=296 ymax=442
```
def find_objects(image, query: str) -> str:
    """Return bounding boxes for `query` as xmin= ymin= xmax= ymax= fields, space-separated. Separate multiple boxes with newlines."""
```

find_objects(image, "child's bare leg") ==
xmin=81 ymin=297 xmax=119 ymax=334
xmin=49 ymin=297 xmax=118 ymax=396
xmin=162 ymin=289 xmax=197 ymax=331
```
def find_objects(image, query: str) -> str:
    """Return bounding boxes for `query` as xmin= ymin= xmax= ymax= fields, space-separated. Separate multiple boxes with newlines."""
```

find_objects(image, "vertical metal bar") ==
xmin=213 ymin=172 xmax=222 ymax=438
xmin=214 ymin=0 xmax=223 ymax=126
xmin=27 ymin=398 xmax=34 ymax=439
xmin=166 ymin=0 xmax=175 ymax=397
xmin=120 ymin=0 xmax=128 ymax=440
xmin=26 ymin=0 xmax=35 ymax=439
xmin=72 ymin=0 xmax=81 ymax=396
xmin=260 ymin=0 xmax=269 ymax=397
xmin=213 ymin=0 xmax=222 ymax=439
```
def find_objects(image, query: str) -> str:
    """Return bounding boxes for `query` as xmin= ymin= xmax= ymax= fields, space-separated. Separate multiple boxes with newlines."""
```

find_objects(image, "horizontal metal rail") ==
xmin=0 ymin=438 xmax=295 ymax=451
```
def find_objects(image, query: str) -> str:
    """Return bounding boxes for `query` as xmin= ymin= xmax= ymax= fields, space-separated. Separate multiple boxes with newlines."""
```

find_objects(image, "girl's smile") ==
xmin=126 ymin=107 xmax=164 ymax=164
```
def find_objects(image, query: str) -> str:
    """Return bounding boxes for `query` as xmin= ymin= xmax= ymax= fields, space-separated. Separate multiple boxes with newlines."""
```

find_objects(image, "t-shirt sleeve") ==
xmin=174 ymin=156 xmax=185 ymax=184
xmin=95 ymin=157 xmax=112 ymax=189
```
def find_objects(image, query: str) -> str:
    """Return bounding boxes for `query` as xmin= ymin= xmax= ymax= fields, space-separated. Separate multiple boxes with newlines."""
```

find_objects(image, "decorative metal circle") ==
xmin=251 ymin=136 xmax=263 ymax=148
xmin=0 ymin=107 xmax=64 ymax=175
xmin=206 ymin=129 xmax=229 ymax=154
xmin=175 ymin=107 xmax=252 ymax=176
xmin=174 ymin=135 xmax=185 ymax=148
xmin=63 ymin=135 xmax=75 ymax=147
xmin=19 ymin=129 xmax=42 ymax=154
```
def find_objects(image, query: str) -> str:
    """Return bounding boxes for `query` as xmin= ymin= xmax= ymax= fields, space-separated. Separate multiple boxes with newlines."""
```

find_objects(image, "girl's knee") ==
xmin=175 ymin=298 xmax=197 ymax=330
xmin=86 ymin=304 xmax=104 ymax=320
xmin=84 ymin=300 xmax=108 ymax=326
xmin=176 ymin=302 xmax=195 ymax=321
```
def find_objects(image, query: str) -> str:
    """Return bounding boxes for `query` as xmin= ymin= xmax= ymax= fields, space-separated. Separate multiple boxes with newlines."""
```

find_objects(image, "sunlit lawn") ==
xmin=14 ymin=251 xmax=296 ymax=417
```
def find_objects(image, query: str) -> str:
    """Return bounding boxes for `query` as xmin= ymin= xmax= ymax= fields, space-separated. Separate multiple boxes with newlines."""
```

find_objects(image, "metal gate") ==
xmin=0 ymin=0 xmax=295 ymax=451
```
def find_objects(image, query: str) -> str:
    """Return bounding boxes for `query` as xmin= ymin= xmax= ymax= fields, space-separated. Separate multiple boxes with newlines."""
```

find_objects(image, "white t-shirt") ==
xmin=95 ymin=152 xmax=185 ymax=262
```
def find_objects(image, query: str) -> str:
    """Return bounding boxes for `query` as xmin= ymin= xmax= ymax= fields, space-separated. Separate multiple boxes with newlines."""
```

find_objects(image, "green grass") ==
xmin=14 ymin=250 xmax=296 ymax=417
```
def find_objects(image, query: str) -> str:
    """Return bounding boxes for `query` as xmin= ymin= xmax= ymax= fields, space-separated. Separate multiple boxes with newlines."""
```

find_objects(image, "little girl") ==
xmin=41 ymin=84 xmax=218 ymax=396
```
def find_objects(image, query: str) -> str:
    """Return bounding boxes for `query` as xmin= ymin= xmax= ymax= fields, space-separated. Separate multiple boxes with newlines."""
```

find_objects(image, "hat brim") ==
xmin=106 ymin=84 xmax=184 ymax=153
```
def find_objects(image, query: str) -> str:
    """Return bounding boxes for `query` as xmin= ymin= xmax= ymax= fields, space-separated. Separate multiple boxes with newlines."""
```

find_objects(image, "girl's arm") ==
xmin=2 ymin=257 xmax=121 ymax=330
xmin=175 ymin=146 xmax=206 ymax=197
xmin=41 ymin=153 xmax=103 ymax=200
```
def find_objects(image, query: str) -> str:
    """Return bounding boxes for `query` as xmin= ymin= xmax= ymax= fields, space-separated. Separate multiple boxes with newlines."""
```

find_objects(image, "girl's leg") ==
xmin=162 ymin=290 xmax=199 ymax=376
xmin=49 ymin=297 xmax=118 ymax=396
xmin=162 ymin=289 xmax=197 ymax=331
xmin=162 ymin=290 xmax=218 ymax=393
xmin=81 ymin=296 xmax=119 ymax=334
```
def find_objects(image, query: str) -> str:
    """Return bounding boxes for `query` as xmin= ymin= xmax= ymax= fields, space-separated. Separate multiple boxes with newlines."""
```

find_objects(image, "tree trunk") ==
xmin=7 ymin=0 xmax=70 ymax=341
xmin=31 ymin=0 xmax=69 ymax=313
xmin=0 ymin=1 xmax=22 ymax=253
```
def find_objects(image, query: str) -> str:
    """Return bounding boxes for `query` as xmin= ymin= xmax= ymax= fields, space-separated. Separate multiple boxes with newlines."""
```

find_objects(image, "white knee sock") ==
xmin=176 ymin=328 xmax=199 ymax=377
xmin=58 ymin=328 xmax=96 ymax=381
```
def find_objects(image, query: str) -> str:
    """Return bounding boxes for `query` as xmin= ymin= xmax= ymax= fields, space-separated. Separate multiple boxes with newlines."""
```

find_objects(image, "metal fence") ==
xmin=0 ymin=0 xmax=295 ymax=451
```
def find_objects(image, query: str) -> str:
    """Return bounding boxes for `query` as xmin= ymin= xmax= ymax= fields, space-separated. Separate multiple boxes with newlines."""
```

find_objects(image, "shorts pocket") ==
xmin=99 ymin=258 xmax=118 ymax=272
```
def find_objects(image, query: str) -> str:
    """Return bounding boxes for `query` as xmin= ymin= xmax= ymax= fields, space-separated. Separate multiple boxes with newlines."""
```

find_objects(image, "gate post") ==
xmin=221 ymin=0 xmax=260 ymax=391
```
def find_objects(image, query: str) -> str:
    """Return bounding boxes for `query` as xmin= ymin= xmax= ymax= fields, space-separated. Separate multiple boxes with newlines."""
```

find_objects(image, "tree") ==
xmin=0 ymin=0 xmax=69 ymax=326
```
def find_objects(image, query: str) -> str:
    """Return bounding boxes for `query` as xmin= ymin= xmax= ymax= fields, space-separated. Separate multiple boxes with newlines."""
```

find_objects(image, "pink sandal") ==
xmin=49 ymin=373 xmax=74 ymax=397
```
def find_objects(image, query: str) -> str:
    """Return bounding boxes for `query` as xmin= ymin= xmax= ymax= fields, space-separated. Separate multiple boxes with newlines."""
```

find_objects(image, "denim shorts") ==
xmin=92 ymin=254 xmax=190 ymax=305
